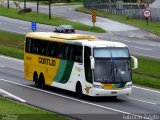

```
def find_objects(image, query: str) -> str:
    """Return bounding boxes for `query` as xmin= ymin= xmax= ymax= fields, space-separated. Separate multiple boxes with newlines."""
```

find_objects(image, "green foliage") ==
xmin=0 ymin=30 xmax=24 ymax=49
xmin=0 ymin=0 xmax=5 ymax=6
xmin=13 ymin=1 xmax=21 ymax=9
xmin=0 ymin=97 xmax=69 ymax=120
xmin=133 ymin=56 xmax=160 ymax=77
xmin=0 ymin=44 xmax=24 ymax=59
xmin=125 ymin=13 xmax=132 ymax=20
xmin=133 ymin=74 xmax=160 ymax=89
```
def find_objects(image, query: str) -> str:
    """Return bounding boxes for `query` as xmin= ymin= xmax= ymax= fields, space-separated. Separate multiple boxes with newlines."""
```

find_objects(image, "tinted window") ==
xmin=84 ymin=46 xmax=92 ymax=83
xmin=54 ymin=43 xmax=64 ymax=58
xmin=26 ymin=38 xmax=82 ymax=62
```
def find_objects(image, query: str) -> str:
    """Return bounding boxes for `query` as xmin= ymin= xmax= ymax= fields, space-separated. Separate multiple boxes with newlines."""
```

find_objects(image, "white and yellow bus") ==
xmin=24 ymin=32 xmax=138 ymax=98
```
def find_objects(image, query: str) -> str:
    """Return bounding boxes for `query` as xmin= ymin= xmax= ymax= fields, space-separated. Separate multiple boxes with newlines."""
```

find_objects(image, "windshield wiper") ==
xmin=113 ymin=61 xmax=125 ymax=83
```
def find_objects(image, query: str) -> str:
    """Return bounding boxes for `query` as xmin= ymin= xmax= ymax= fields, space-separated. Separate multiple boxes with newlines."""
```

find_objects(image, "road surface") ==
xmin=0 ymin=55 xmax=160 ymax=120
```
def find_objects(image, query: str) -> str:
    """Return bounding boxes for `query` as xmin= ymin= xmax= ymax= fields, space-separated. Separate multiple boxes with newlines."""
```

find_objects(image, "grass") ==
xmin=0 ymin=30 xmax=24 ymax=59
xmin=0 ymin=30 xmax=160 ymax=90
xmin=0 ymin=30 xmax=24 ymax=49
xmin=0 ymin=97 xmax=69 ymax=120
xmin=133 ymin=56 xmax=160 ymax=77
xmin=0 ymin=44 xmax=24 ymax=59
xmin=131 ymin=56 xmax=160 ymax=89
xmin=133 ymin=74 xmax=160 ymax=89
xmin=41 ymin=0 xmax=83 ymax=5
xmin=0 ymin=6 xmax=105 ymax=33
xmin=75 ymin=7 xmax=160 ymax=36
xmin=128 ymin=55 xmax=160 ymax=90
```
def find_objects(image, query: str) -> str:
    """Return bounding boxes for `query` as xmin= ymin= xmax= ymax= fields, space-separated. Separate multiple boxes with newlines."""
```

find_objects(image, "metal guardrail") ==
xmin=83 ymin=0 xmax=160 ymax=22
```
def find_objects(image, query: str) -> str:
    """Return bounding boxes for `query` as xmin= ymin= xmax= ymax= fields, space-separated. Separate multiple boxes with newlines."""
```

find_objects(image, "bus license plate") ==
xmin=111 ymin=91 xmax=117 ymax=94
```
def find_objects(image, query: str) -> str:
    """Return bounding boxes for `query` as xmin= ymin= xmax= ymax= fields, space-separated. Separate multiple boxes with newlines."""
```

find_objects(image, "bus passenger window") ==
xmin=64 ymin=45 xmax=71 ymax=60
xmin=26 ymin=38 xmax=31 ymax=53
xmin=70 ymin=46 xmax=75 ymax=61
xmin=54 ymin=43 xmax=64 ymax=59
xmin=31 ymin=39 xmax=39 ymax=54
xmin=75 ymin=46 xmax=82 ymax=63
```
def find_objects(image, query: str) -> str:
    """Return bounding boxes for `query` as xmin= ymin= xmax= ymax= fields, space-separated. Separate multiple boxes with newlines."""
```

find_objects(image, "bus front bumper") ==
xmin=90 ymin=88 xmax=131 ymax=97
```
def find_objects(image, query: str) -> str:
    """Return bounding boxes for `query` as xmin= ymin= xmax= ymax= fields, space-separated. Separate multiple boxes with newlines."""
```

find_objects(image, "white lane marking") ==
xmin=133 ymin=86 xmax=160 ymax=94
xmin=135 ymin=42 xmax=160 ymax=47
xmin=18 ymin=27 xmax=28 ymax=30
xmin=0 ymin=28 xmax=25 ymax=35
xmin=0 ymin=65 xmax=5 ymax=68
xmin=131 ymin=53 xmax=160 ymax=59
xmin=121 ymin=39 xmax=131 ymax=43
xmin=0 ymin=78 xmax=149 ymax=119
xmin=0 ymin=89 xmax=26 ymax=103
xmin=135 ymin=41 xmax=147 ymax=45
xmin=128 ymin=97 xmax=157 ymax=105
xmin=134 ymin=47 xmax=152 ymax=51
xmin=149 ymin=43 xmax=160 ymax=47
xmin=0 ymin=55 xmax=23 ymax=63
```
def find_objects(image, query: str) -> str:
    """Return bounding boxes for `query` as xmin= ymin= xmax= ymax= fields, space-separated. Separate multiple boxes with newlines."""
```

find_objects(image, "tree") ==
xmin=37 ymin=0 xmax=39 ymax=13
xmin=24 ymin=0 xmax=26 ymax=9
xmin=13 ymin=1 xmax=21 ymax=9
xmin=0 ymin=0 xmax=5 ymax=6
xmin=7 ymin=0 xmax=9 ymax=8
xmin=49 ymin=0 xmax=52 ymax=19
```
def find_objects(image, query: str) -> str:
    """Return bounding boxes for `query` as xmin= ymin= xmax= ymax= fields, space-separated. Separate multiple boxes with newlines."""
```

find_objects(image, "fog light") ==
xmin=93 ymin=84 xmax=103 ymax=89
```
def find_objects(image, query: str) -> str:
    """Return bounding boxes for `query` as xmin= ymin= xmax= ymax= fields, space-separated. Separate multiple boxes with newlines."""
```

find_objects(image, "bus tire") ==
xmin=39 ymin=73 xmax=45 ymax=89
xmin=76 ymin=83 xmax=83 ymax=99
xmin=33 ymin=72 xmax=39 ymax=88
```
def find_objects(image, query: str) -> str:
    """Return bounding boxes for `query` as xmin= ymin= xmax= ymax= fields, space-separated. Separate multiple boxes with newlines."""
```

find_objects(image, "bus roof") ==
xmin=80 ymin=40 xmax=127 ymax=48
xmin=26 ymin=32 xmax=127 ymax=48
xmin=26 ymin=32 xmax=97 ymax=40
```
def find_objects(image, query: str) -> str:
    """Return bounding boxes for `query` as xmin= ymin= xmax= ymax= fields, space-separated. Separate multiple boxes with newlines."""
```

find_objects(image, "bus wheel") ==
xmin=39 ymin=74 xmax=45 ymax=89
xmin=34 ymin=73 xmax=39 ymax=88
xmin=76 ymin=83 xmax=83 ymax=99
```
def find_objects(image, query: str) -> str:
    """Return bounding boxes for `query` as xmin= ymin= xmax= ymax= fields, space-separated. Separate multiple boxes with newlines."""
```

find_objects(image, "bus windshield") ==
xmin=93 ymin=48 xmax=131 ymax=83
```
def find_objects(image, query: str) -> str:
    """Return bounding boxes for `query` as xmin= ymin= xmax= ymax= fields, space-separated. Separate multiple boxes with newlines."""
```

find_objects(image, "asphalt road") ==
xmin=0 ymin=55 xmax=160 ymax=120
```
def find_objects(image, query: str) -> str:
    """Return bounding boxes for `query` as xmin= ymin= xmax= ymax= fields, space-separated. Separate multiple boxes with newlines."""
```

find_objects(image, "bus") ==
xmin=24 ymin=32 xmax=138 ymax=98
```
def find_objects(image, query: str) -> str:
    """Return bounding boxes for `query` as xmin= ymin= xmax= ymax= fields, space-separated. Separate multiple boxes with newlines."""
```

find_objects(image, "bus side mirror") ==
xmin=90 ymin=56 xmax=95 ymax=69
xmin=131 ymin=56 xmax=138 ymax=69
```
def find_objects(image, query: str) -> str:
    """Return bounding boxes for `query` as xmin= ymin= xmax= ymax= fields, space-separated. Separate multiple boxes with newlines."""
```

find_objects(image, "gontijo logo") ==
xmin=38 ymin=57 xmax=56 ymax=66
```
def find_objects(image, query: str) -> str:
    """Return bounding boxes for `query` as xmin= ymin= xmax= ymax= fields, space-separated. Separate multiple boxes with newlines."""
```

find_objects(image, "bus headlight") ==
xmin=125 ymin=84 xmax=132 ymax=88
xmin=93 ymin=84 xmax=103 ymax=89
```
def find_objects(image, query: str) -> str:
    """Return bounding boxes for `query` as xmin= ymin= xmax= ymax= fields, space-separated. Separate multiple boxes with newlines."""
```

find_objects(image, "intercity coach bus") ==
xmin=24 ymin=32 xmax=138 ymax=98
